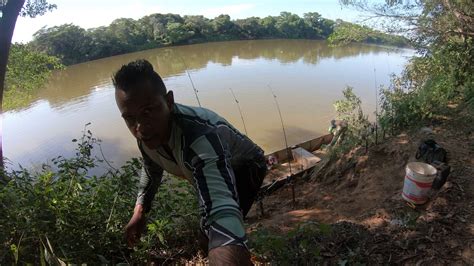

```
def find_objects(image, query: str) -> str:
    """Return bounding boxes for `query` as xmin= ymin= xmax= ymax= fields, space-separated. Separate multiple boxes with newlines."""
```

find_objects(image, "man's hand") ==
xmin=124 ymin=204 xmax=146 ymax=248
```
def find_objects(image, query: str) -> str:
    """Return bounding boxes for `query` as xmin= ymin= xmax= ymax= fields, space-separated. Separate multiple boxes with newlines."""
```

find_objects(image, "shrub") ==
xmin=0 ymin=127 xmax=200 ymax=264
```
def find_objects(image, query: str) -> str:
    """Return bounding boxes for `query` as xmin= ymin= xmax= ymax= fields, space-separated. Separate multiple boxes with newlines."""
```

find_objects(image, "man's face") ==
xmin=115 ymin=83 xmax=174 ymax=149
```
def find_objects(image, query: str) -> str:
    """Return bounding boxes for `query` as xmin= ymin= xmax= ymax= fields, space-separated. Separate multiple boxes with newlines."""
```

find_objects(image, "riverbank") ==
xmin=245 ymin=103 xmax=473 ymax=264
xmin=28 ymin=12 xmax=409 ymax=66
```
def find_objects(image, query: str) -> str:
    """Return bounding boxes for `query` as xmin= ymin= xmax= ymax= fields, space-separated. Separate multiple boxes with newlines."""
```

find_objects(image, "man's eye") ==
xmin=124 ymin=116 xmax=136 ymax=124
xmin=142 ymin=107 xmax=154 ymax=116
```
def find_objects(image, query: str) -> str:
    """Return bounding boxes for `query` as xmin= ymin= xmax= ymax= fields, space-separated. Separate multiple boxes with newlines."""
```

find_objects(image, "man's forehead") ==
xmin=117 ymin=85 xmax=157 ymax=100
xmin=117 ymin=88 xmax=161 ymax=110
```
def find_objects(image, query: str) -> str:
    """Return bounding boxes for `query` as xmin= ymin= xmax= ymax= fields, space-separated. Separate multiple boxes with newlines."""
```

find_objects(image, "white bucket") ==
xmin=402 ymin=162 xmax=437 ymax=204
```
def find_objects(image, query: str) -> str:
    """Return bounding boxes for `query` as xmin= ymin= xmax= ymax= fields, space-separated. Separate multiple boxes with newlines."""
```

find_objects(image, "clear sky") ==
xmin=13 ymin=0 xmax=369 ymax=43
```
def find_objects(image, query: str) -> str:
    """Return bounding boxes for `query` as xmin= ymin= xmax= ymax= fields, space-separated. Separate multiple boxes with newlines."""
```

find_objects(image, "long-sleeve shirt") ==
xmin=135 ymin=103 xmax=264 ymax=249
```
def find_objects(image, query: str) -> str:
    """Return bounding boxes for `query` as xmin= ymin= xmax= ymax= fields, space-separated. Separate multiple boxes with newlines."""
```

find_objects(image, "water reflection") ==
xmin=4 ymin=40 xmax=413 ymax=171
xmin=37 ymin=40 xmax=403 ymax=108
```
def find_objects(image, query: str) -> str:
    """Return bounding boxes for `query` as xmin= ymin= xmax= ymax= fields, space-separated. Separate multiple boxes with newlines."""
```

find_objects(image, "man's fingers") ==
xmin=127 ymin=234 xmax=136 ymax=247
xmin=125 ymin=228 xmax=137 ymax=247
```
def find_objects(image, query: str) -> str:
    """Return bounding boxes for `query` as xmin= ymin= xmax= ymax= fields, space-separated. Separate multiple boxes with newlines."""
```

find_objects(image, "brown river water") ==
xmin=4 ymin=39 xmax=413 ymax=171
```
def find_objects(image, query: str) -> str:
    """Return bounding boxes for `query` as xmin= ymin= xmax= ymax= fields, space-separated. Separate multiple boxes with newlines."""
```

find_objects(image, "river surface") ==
xmin=4 ymin=40 xmax=413 ymax=171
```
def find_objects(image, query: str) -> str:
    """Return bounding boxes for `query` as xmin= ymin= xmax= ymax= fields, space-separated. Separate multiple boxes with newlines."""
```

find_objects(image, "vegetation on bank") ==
xmin=4 ymin=44 xmax=63 ymax=110
xmin=28 ymin=11 xmax=409 ymax=66
xmin=328 ymin=20 xmax=407 ymax=47
xmin=0 ymin=128 xmax=201 ymax=264
xmin=328 ymin=0 xmax=474 ymax=156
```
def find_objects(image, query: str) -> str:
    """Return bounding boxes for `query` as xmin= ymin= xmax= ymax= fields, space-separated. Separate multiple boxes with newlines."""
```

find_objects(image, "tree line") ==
xmin=28 ymin=11 xmax=409 ymax=65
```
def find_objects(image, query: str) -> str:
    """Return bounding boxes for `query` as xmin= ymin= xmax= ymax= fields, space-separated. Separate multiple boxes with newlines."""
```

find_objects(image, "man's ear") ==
xmin=166 ymin=90 xmax=174 ymax=111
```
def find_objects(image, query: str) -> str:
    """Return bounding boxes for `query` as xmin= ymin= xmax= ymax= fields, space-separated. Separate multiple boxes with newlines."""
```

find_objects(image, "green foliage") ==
xmin=31 ymin=24 xmax=92 ymax=65
xmin=29 ymin=11 xmax=405 ymax=65
xmin=328 ymin=20 xmax=408 ymax=47
xmin=19 ymin=0 xmax=56 ymax=18
xmin=130 ymin=173 xmax=200 ymax=263
xmin=340 ymin=0 xmax=473 ymax=50
xmin=166 ymin=22 xmax=195 ymax=44
xmin=379 ymin=37 xmax=473 ymax=133
xmin=275 ymin=12 xmax=307 ymax=38
xmin=235 ymin=17 xmax=264 ymax=39
xmin=4 ymin=43 xmax=63 ymax=110
xmin=304 ymin=12 xmax=335 ymax=39
xmin=333 ymin=87 xmax=371 ymax=144
xmin=340 ymin=1 xmax=473 ymax=134
xmin=0 ymin=127 xmax=200 ymax=264
xmin=249 ymin=222 xmax=331 ymax=264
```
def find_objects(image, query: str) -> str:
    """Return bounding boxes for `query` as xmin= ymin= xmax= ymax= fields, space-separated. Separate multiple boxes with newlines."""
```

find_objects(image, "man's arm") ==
xmin=135 ymin=145 xmax=164 ymax=212
xmin=125 ymin=142 xmax=164 ymax=247
xmin=186 ymin=132 xmax=247 ymax=250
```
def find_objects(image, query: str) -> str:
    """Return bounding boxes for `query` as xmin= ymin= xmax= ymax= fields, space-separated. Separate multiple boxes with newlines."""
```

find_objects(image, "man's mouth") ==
xmin=140 ymin=134 xmax=156 ymax=142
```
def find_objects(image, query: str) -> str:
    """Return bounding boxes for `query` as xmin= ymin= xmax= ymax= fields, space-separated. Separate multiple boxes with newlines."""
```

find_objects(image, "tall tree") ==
xmin=0 ymin=0 xmax=56 ymax=174
xmin=235 ymin=17 xmax=263 ymax=39
xmin=32 ymin=24 xmax=91 ymax=65
xmin=166 ymin=22 xmax=194 ymax=44
xmin=339 ymin=0 xmax=474 ymax=47
xmin=211 ymin=14 xmax=239 ymax=37
xmin=183 ymin=15 xmax=212 ymax=39
xmin=275 ymin=12 xmax=306 ymax=38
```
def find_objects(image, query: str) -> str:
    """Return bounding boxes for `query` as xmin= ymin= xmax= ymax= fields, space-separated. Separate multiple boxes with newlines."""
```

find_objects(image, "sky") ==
xmin=12 ymin=0 xmax=370 ymax=43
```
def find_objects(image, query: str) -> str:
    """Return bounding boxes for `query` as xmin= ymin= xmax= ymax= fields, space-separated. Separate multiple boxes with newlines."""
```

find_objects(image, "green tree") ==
xmin=138 ymin=14 xmax=168 ymax=43
xmin=183 ymin=15 xmax=212 ymax=39
xmin=4 ymin=43 xmax=63 ymax=110
xmin=211 ymin=14 xmax=240 ymax=38
xmin=137 ymin=13 xmax=184 ymax=44
xmin=235 ymin=17 xmax=263 ymax=39
xmin=108 ymin=18 xmax=147 ymax=47
xmin=86 ymin=26 xmax=130 ymax=60
xmin=339 ymin=0 xmax=474 ymax=48
xmin=275 ymin=12 xmax=307 ymax=38
xmin=327 ymin=20 xmax=372 ymax=45
xmin=166 ymin=22 xmax=194 ymax=44
xmin=259 ymin=16 xmax=279 ymax=38
xmin=303 ymin=12 xmax=334 ymax=39
xmin=328 ymin=20 xmax=407 ymax=46
xmin=0 ymin=0 xmax=56 ymax=173
xmin=31 ymin=24 xmax=91 ymax=65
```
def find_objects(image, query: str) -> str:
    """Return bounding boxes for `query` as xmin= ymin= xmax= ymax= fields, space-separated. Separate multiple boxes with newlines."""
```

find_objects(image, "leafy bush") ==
xmin=4 ymin=43 xmax=64 ymax=110
xmin=331 ymin=86 xmax=371 ymax=158
xmin=249 ymin=222 xmax=331 ymax=264
xmin=328 ymin=21 xmax=408 ymax=47
xmin=0 ymin=127 xmax=200 ymax=264
xmin=378 ymin=38 xmax=474 ymax=133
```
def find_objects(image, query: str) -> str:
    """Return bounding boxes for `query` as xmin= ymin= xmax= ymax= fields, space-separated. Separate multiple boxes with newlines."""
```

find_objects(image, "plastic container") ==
xmin=402 ymin=162 xmax=437 ymax=204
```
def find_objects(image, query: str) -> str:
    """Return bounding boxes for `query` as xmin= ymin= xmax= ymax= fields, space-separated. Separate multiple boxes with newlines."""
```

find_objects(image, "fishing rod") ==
xmin=178 ymin=55 xmax=201 ymax=107
xmin=186 ymin=70 xmax=201 ymax=107
xmin=229 ymin=88 xmax=248 ymax=136
xmin=374 ymin=67 xmax=378 ymax=145
xmin=268 ymin=84 xmax=295 ymax=207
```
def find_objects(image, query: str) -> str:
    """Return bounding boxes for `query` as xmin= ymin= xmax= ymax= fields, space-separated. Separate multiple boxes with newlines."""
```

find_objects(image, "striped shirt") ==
xmin=136 ymin=103 xmax=264 ymax=249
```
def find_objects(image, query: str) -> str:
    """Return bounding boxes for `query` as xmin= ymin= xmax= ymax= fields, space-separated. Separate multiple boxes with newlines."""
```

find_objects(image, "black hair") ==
xmin=112 ymin=59 xmax=166 ymax=95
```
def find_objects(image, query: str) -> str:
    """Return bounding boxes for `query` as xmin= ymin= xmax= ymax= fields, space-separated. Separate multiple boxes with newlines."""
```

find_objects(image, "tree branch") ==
xmin=441 ymin=0 xmax=474 ymax=24
xmin=446 ymin=29 xmax=474 ymax=38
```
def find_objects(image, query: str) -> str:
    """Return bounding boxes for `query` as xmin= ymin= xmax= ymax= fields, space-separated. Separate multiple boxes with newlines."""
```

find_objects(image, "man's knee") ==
xmin=208 ymin=245 xmax=252 ymax=266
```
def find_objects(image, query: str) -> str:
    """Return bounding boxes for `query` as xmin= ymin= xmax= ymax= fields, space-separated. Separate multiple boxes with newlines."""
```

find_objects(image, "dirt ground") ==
xmin=246 ymin=106 xmax=474 ymax=265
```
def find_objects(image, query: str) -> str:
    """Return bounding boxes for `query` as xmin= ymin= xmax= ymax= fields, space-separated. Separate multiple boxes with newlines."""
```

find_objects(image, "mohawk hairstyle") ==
xmin=112 ymin=59 xmax=166 ymax=95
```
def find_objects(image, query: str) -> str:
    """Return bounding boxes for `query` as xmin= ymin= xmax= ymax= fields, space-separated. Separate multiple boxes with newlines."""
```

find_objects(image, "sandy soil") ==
xmin=246 ymin=106 xmax=474 ymax=265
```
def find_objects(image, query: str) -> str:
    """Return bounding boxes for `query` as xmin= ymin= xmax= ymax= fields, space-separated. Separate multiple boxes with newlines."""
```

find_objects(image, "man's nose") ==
xmin=136 ymin=120 xmax=151 ymax=135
